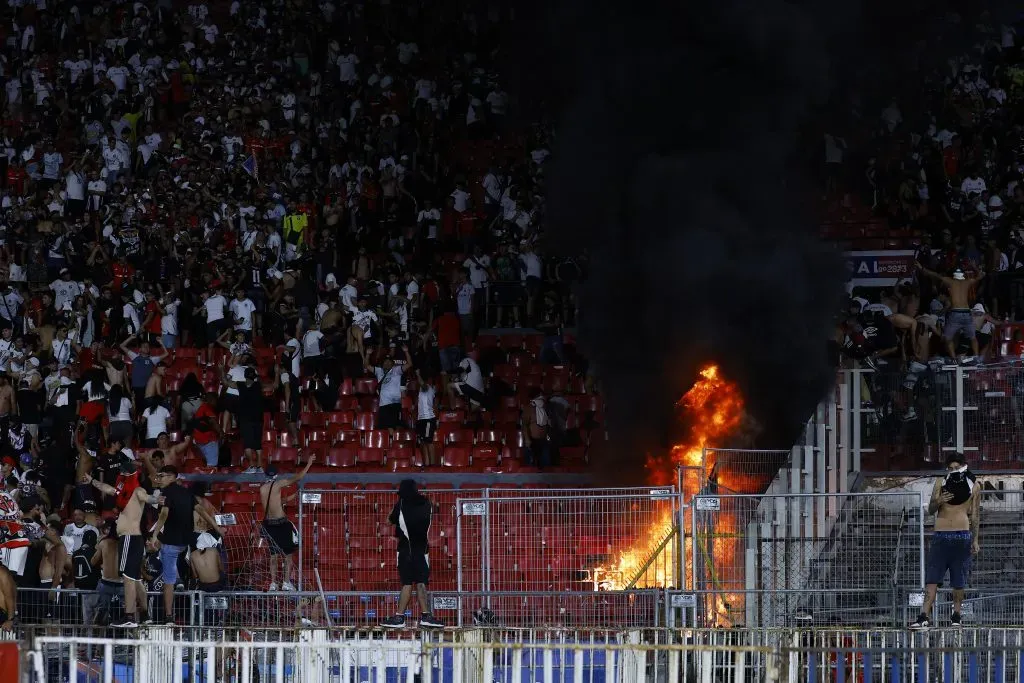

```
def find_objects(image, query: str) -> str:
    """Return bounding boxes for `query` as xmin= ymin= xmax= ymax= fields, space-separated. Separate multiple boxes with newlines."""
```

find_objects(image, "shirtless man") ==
xmin=343 ymin=320 xmax=366 ymax=379
xmin=260 ymin=456 xmax=315 ymax=591
xmin=191 ymin=529 xmax=227 ymax=625
xmin=910 ymin=454 xmax=981 ymax=630
xmin=0 ymin=564 xmax=15 ymax=629
xmin=92 ymin=521 xmax=124 ymax=626
xmin=916 ymin=263 xmax=986 ymax=359
xmin=72 ymin=429 xmax=112 ymax=527
xmin=85 ymin=464 xmax=157 ymax=627
xmin=0 ymin=375 xmax=15 ymax=433
xmin=154 ymin=433 xmax=191 ymax=467
xmin=145 ymin=364 xmax=166 ymax=400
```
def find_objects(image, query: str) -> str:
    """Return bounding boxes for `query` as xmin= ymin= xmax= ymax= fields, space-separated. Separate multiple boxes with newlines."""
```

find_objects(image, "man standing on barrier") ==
xmin=910 ymin=454 xmax=980 ymax=630
xmin=381 ymin=480 xmax=443 ymax=629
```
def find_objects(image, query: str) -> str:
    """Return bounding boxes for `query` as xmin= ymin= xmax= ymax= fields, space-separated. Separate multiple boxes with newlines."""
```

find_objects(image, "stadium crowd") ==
xmin=835 ymin=20 xmax=1024 ymax=370
xmin=0 ymin=0 xmax=596 ymax=628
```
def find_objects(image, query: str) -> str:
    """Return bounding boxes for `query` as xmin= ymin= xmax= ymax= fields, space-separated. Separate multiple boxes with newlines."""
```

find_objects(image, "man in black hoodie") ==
xmin=381 ymin=480 xmax=442 ymax=629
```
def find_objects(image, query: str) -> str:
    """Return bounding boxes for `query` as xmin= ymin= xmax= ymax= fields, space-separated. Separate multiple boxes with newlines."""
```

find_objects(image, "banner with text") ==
xmin=844 ymin=250 xmax=916 ymax=287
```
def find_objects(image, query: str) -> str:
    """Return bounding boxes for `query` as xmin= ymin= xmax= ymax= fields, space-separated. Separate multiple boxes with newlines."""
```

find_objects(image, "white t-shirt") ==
xmin=228 ymin=298 xmax=256 ymax=331
xmin=62 ymin=522 xmax=99 ymax=552
xmin=417 ymin=385 xmax=436 ymax=420
xmin=65 ymin=170 xmax=85 ymax=200
xmin=161 ymin=301 xmax=179 ymax=336
xmin=302 ymin=329 xmax=324 ymax=357
xmin=352 ymin=309 xmax=378 ymax=339
xmin=458 ymin=358 xmax=485 ymax=393
xmin=961 ymin=176 xmax=987 ymax=196
xmin=286 ymin=338 xmax=301 ymax=378
xmin=337 ymin=54 xmax=359 ymax=83
xmin=451 ymin=189 xmax=470 ymax=212
xmin=106 ymin=65 xmax=129 ymax=91
xmin=464 ymin=256 xmax=491 ymax=289
xmin=42 ymin=151 xmax=62 ymax=179
xmin=50 ymin=279 xmax=83 ymax=312
xmin=225 ymin=364 xmax=247 ymax=397
xmin=374 ymin=363 xmax=404 ymax=406
xmin=457 ymin=282 xmax=474 ymax=315
xmin=109 ymin=396 xmax=132 ymax=422
xmin=143 ymin=405 xmax=171 ymax=440
xmin=51 ymin=337 xmax=73 ymax=366
xmin=204 ymin=294 xmax=227 ymax=322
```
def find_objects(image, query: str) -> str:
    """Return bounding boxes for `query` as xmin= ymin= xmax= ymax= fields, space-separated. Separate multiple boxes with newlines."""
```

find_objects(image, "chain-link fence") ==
xmin=456 ymin=490 xmax=679 ymax=620
xmin=842 ymin=363 xmax=1024 ymax=470
xmin=689 ymin=491 xmax=924 ymax=628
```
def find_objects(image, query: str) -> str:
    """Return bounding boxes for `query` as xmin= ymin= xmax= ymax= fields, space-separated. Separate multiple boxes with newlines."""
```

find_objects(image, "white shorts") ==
xmin=0 ymin=546 xmax=28 ymax=576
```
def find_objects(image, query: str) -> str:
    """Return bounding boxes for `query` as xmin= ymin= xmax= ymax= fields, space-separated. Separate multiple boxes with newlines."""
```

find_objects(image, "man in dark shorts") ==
xmin=218 ymin=361 xmax=271 ymax=473
xmin=367 ymin=344 xmax=412 ymax=436
xmin=381 ymin=480 xmax=442 ymax=629
xmin=190 ymin=531 xmax=228 ymax=625
xmin=259 ymin=457 xmax=315 ymax=591
xmin=911 ymin=454 xmax=980 ymax=629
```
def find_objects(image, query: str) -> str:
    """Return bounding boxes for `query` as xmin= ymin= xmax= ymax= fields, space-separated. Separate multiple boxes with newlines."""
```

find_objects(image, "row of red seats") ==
xmin=190 ymin=443 xmax=589 ymax=475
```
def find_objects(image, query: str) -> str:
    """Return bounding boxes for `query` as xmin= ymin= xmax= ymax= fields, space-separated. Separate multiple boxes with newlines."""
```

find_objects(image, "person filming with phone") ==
xmin=910 ymin=454 xmax=980 ymax=630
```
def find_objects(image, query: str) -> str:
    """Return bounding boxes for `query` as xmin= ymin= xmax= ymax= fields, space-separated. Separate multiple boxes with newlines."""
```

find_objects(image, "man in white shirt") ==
xmin=106 ymin=60 xmax=130 ymax=92
xmin=339 ymin=276 xmax=359 ymax=314
xmin=417 ymin=199 xmax=441 ymax=241
xmin=337 ymin=52 xmax=359 ymax=84
xmin=301 ymin=322 xmax=324 ymax=377
xmin=228 ymin=288 xmax=256 ymax=341
xmin=40 ymin=143 xmax=63 ymax=189
xmin=352 ymin=299 xmax=379 ymax=343
xmin=62 ymin=509 xmax=99 ymax=553
xmin=450 ymin=182 xmax=470 ymax=212
xmin=0 ymin=285 xmax=23 ymax=331
xmin=450 ymin=356 xmax=485 ymax=409
xmin=49 ymin=269 xmax=84 ymax=312
xmin=101 ymin=137 xmax=122 ymax=183
xmin=369 ymin=345 xmax=412 ymax=435
xmin=65 ymin=163 xmax=86 ymax=219
xmin=519 ymin=242 xmax=543 ymax=323
xmin=961 ymin=172 xmax=987 ymax=198
xmin=202 ymin=288 xmax=228 ymax=351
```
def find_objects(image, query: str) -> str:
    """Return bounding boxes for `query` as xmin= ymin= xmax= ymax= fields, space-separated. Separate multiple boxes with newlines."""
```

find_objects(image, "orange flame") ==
xmin=593 ymin=364 xmax=747 ymax=623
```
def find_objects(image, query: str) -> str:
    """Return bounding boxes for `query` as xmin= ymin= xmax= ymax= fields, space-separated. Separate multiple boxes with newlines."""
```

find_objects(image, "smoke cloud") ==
xmin=499 ymin=0 xmax=1017 ymax=480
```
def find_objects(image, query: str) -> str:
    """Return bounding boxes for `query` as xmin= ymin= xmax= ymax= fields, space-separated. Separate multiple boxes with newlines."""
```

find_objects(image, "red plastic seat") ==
xmin=438 ymin=410 xmax=465 ymax=424
xmin=333 ymin=428 xmax=362 ymax=444
xmin=445 ymin=428 xmax=476 ymax=445
xmin=476 ymin=429 xmax=501 ymax=445
xmin=442 ymin=446 xmax=472 ymax=468
xmin=471 ymin=445 xmax=501 ymax=467
xmin=301 ymin=412 xmax=328 ymax=427
xmin=269 ymin=447 xmax=300 ymax=464
xmin=327 ymin=411 xmax=356 ymax=425
xmin=354 ymin=378 xmax=378 ymax=395
xmin=364 ymin=429 xmax=391 ymax=449
xmin=355 ymin=448 xmax=385 ymax=466
xmin=353 ymin=412 xmax=376 ymax=431
xmin=393 ymin=429 xmax=416 ymax=444
xmin=326 ymin=446 xmax=357 ymax=468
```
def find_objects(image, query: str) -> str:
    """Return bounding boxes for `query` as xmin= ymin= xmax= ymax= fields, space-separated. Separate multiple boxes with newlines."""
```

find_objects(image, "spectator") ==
xmin=150 ymin=466 xmax=194 ymax=626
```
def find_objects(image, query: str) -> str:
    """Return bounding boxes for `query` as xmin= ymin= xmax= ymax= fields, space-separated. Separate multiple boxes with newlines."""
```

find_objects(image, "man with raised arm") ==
xmin=259 ymin=455 xmax=315 ymax=592
xmin=82 ymin=449 xmax=159 ymax=627
xmin=916 ymin=262 xmax=985 ymax=360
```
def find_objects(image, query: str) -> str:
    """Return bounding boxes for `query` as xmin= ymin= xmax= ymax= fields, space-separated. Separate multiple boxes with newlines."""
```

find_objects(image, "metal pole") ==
xmin=955 ymin=365 xmax=965 ymax=456
xmin=483 ymin=488 xmax=490 ymax=606
xmin=456 ymin=497 xmax=463 ymax=628
xmin=298 ymin=482 xmax=304 ymax=593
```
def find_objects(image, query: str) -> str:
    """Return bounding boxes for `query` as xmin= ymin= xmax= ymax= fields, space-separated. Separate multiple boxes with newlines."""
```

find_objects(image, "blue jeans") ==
xmin=160 ymin=544 xmax=186 ymax=585
xmin=162 ymin=333 xmax=177 ymax=349
xmin=198 ymin=441 xmax=219 ymax=467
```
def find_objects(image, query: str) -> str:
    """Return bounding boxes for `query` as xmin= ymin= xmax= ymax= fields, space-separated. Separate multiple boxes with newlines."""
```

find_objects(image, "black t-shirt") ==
xmin=159 ymin=482 xmax=195 ymax=547
xmin=73 ymin=545 xmax=100 ymax=590
xmin=236 ymin=383 xmax=264 ymax=422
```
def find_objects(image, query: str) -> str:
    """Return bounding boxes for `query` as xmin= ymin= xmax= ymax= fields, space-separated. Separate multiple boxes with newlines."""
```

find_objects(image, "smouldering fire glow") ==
xmin=593 ymin=364 xmax=746 ymax=622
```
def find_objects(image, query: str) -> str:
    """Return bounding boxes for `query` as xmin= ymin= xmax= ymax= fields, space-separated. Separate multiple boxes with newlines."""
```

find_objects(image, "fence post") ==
xmin=954 ymin=364 xmax=966 ymax=456
xmin=456 ymin=496 xmax=463 ymax=627
xmin=850 ymin=368 xmax=862 ymax=481
xmin=297 ymin=481 xmax=304 ymax=593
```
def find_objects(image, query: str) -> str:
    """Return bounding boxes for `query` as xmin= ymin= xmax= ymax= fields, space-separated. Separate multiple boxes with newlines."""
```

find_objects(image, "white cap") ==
xmin=196 ymin=532 xmax=221 ymax=551
xmin=325 ymin=273 xmax=338 ymax=286
xmin=972 ymin=303 xmax=986 ymax=314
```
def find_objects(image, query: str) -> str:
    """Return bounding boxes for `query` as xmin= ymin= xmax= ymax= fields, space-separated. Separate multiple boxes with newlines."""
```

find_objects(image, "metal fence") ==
xmin=689 ymin=491 xmax=925 ymax=628
xmin=841 ymin=363 xmax=1024 ymax=470
xmin=26 ymin=628 xmax=774 ymax=683
xmin=455 ymin=490 xmax=679 ymax=603
xmin=28 ymin=627 xmax=1024 ymax=683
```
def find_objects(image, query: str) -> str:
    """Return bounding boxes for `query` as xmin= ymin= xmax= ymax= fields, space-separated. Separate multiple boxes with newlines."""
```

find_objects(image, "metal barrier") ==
xmin=840 ymin=363 xmax=1024 ymax=470
xmin=455 ymin=490 xmax=679 ymax=604
xmin=27 ymin=628 xmax=777 ymax=683
xmin=30 ymin=626 xmax=1024 ymax=683
xmin=689 ymin=491 xmax=925 ymax=628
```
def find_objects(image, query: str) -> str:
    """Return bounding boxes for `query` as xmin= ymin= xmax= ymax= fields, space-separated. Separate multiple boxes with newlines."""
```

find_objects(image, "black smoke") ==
xmin=496 ymin=0 xmax=1018 ymax=480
